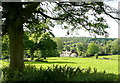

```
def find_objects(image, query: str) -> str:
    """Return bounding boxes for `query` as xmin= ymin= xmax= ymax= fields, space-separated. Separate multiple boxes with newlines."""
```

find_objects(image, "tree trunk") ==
xmin=9 ymin=24 xmax=24 ymax=69
xmin=5 ymin=3 xmax=40 ymax=70
xmin=30 ymin=49 xmax=34 ymax=60
xmin=43 ymin=51 xmax=46 ymax=59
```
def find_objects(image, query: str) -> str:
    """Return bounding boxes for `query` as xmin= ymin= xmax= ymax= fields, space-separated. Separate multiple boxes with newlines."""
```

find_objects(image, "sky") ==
xmin=51 ymin=0 xmax=119 ymax=38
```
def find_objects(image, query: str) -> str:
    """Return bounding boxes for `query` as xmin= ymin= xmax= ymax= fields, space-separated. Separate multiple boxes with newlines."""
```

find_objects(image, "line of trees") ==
xmin=2 ymin=35 xmax=119 ymax=60
xmin=62 ymin=38 xmax=120 ymax=57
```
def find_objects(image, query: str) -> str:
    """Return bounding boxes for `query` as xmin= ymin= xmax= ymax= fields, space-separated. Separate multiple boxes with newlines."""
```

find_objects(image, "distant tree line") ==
xmin=2 ymin=35 xmax=119 ymax=60
xmin=56 ymin=37 xmax=119 ymax=57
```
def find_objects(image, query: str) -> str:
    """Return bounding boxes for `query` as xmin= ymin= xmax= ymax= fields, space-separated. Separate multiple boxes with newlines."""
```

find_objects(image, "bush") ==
xmin=70 ymin=71 xmax=118 ymax=81
xmin=2 ymin=65 xmax=118 ymax=82
xmin=80 ymin=53 xmax=90 ymax=57
xmin=2 ymin=65 xmax=83 ymax=82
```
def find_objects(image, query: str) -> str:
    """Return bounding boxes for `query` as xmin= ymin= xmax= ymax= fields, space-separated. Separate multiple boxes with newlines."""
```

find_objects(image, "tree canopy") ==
xmin=87 ymin=42 xmax=100 ymax=55
xmin=2 ymin=2 xmax=119 ymax=36
xmin=111 ymin=39 xmax=120 ymax=54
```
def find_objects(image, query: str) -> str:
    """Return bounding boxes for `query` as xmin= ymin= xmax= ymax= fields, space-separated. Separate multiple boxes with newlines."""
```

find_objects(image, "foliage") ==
xmin=2 ymin=35 xmax=9 ymax=58
xmin=26 ymin=21 xmax=53 ymax=43
xmin=2 ymin=65 xmax=118 ymax=82
xmin=24 ymin=34 xmax=34 ymax=49
xmin=87 ymin=43 xmax=100 ymax=56
xmin=110 ymin=39 xmax=120 ymax=54
xmin=99 ymin=46 xmax=106 ymax=54
xmin=2 ymin=34 xmax=117 ymax=59
xmin=53 ymin=2 xmax=111 ymax=37
xmin=61 ymin=37 xmax=115 ymax=44
xmin=53 ymin=38 xmax=64 ymax=53
xmin=76 ymin=43 xmax=84 ymax=51
xmin=76 ymin=43 xmax=88 ymax=53
xmin=23 ymin=21 xmax=55 ymax=60
xmin=38 ymin=32 xmax=58 ymax=58
xmin=105 ymin=40 xmax=113 ymax=54
xmin=1 ymin=65 xmax=82 ymax=82
xmin=33 ymin=50 xmax=42 ymax=58
xmin=78 ymin=51 xmax=83 ymax=56
xmin=64 ymin=46 xmax=70 ymax=51
xmin=81 ymin=53 xmax=87 ymax=57
xmin=71 ymin=47 xmax=77 ymax=51
xmin=61 ymin=37 xmax=115 ymax=54
xmin=70 ymin=70 xmax=118 ymax=81
xmin=24 ymin=29 xmax=58 ymax=59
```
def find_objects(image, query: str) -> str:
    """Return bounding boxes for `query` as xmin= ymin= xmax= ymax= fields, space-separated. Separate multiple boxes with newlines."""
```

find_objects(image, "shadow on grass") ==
xmin=25 ymin=61 xmax=76 ymax=64
xmin=46 ymin=61 xmax=76 ymax=64
xmin=47 ymin=58 xmax=70 ymax=60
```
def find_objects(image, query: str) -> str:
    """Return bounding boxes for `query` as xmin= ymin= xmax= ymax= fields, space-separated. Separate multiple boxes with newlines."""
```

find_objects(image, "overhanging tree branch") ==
xmin=97 ymin=3 xmax=120 ymax=20
xmin=15 ymin=2 xmax=40 ymax=27
xmin=2 ymin=2 xmax=40 ymax=36
xmin=35 ymin=11 xmax=67 ymax=20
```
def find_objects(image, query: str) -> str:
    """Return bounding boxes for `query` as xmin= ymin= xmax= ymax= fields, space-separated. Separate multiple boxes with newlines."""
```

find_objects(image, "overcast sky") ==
xmin=51 ymin=0 xmax=119 ymax=38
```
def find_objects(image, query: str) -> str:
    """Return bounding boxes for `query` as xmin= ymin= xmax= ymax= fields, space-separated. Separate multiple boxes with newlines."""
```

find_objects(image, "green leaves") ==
xmin=38 ymin=32 xmax=57 ymax=57
xmin=52 ymin=2 xmax=110 ymax=37
xmin=110 ymin=38 xmax=120 ymax=54
xmin=87 ymin=42 xmax=100 ymax=55
xmin=54 ymin=38 xmax=64 ymax=52
xmin=39 ymin=32 xmax=57 ymax=50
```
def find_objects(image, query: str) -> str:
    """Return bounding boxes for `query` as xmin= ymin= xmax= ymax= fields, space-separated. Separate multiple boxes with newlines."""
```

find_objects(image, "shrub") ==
xmin=80 ymin=53 xmax=90 ymax=57
xmin=2 ymin=65 xmax=83 ymax=82
xmin=70 ymin=69 xmax=118 ymax=81
xmin=2 ymin=65 xmax=118 ymax=82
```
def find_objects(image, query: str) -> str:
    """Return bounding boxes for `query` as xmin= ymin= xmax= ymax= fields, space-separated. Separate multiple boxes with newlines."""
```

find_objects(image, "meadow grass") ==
xmin=0 ymin=55 xmax=119 ymax=75
xmin=25 ymin=55 xmax=118 ymax=74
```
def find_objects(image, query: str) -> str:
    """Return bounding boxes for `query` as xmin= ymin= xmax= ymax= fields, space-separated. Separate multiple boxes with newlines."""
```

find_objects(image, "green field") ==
xmin=0 ymin=55 xmax=118 ymax=75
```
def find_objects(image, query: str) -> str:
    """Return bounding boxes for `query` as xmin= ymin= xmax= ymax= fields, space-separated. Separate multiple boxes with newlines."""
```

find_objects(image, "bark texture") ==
xmin=7 ymin=3 xmax=40 ymax=69
xmin=9 ymin=24 xmax=24 ymax=69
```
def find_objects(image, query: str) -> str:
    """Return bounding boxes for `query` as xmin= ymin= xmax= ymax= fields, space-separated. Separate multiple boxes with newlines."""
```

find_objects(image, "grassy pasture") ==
xmin=25 ymin=55 xmax=118 ymax=74
xmin=0 ymin=55 xmax=118 ymax=75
